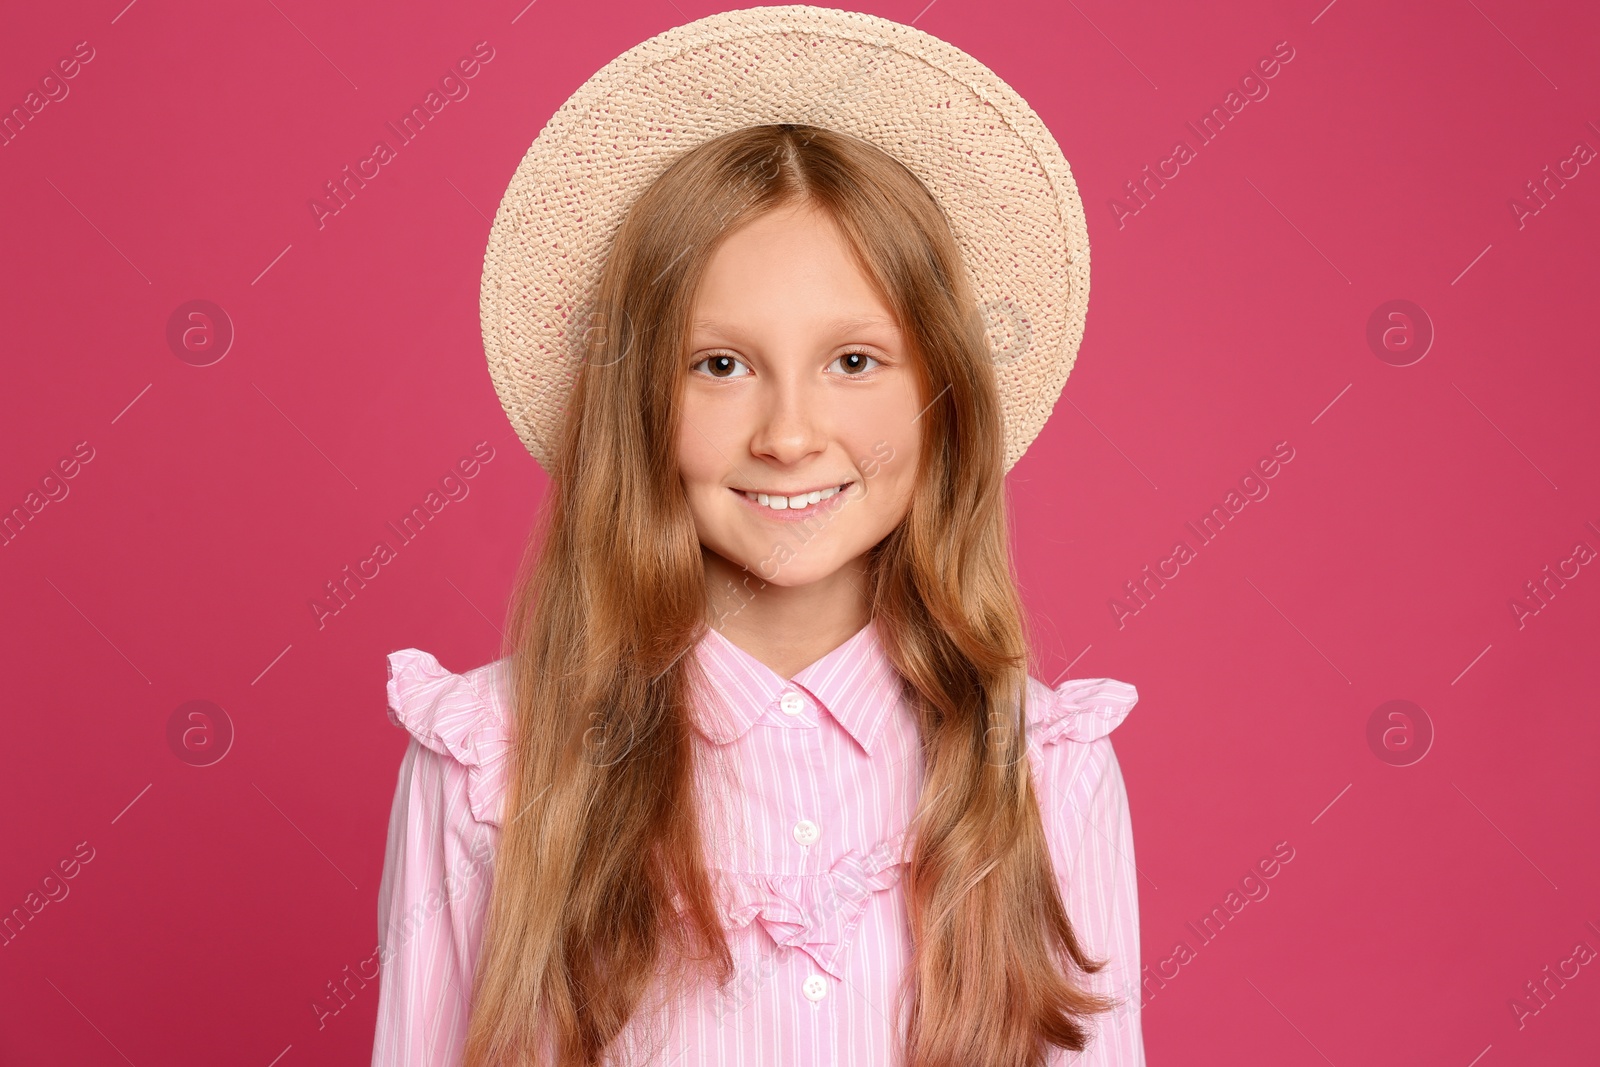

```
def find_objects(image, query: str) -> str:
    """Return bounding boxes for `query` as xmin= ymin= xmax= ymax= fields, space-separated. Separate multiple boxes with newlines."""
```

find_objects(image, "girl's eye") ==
xmin=830 ymin=350 xmax=880 ymax=375
xmin=693 ymin=354 xmax=751 ymax=379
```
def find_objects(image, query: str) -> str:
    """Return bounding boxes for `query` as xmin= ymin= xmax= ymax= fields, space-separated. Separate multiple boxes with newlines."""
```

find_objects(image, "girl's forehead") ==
xmin=692 ymin=217 xmax=896 ymax=294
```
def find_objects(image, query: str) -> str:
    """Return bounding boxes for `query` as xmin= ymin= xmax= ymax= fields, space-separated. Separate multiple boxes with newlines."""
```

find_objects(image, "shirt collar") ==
xmin=690 ymin=618 xmax=906 ymax=756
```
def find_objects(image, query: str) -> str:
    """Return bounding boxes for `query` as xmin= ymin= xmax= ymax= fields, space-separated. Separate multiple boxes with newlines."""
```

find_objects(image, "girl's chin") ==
xmin=703 ymin=547 xmax=860 ymax=590
xmin=746 ymin=566 xmax=845 ymax=590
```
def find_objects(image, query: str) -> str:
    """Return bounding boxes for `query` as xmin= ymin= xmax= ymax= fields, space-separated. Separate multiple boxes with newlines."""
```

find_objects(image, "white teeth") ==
xmin=739 ymin=485 xmax=846 ymax=511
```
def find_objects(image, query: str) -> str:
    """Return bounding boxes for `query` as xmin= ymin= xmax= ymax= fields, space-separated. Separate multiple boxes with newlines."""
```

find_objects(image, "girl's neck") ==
xmin=704 ymin=549 xmax=872 ymax=679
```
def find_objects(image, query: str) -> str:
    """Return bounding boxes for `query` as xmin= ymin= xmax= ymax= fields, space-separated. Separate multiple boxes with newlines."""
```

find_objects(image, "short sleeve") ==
xmin=371 ymin=649 xmax=512 ymax=1067
xmin=1026 ymin=674 xmax=1145 ymax=1067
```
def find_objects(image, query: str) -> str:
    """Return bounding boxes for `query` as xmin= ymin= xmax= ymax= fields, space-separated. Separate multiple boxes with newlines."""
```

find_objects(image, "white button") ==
xmin=802 ymin=974 xmax=829 ymax=1001
xmin=792 ymin=818 xmax=820 ymax=846
xmin=780 ymin=690 xmax=805 ymax=716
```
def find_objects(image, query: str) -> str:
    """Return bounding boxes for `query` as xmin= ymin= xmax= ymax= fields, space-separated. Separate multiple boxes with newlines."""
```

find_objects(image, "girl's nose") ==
xmin=748 ymin=380 xmax=825 ymax=465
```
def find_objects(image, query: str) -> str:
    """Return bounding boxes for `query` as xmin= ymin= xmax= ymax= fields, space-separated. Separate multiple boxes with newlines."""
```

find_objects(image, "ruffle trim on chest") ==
xmin=386 ymin=648 xmax=513 ymax=828
xmin=1027 ymin=675 xmax=1139 ymax=746
xmin=716 ymin=826 xmax=911 ymax=981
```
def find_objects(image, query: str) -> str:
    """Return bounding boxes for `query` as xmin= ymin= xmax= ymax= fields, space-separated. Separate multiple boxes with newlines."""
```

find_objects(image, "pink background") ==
xmin=3 ymin=0 xmax=1597 ymax=1063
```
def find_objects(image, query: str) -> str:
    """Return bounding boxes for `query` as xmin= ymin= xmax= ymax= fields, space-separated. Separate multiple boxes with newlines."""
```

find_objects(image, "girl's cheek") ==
xmin=674 ymin=423 xmax=729 ymax=486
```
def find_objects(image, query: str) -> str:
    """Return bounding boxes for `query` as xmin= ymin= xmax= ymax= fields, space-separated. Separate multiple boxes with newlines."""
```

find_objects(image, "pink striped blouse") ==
xmin=373 ymin=620 xmax=1143 ymax=1065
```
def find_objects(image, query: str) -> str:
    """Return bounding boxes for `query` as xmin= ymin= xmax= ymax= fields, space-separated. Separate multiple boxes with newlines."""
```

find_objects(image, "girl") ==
xmin=374 ymin=9 xmax=1142 ymax=1067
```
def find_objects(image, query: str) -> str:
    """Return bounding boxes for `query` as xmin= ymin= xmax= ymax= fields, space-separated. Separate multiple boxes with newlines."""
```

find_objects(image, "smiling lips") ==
xmin=732 ymin=482 xmax=852 ymax=512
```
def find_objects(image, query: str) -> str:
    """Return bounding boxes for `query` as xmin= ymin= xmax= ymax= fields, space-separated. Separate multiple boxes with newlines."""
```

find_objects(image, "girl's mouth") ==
xmin=729 ymin=482 xmax=855 ymax=521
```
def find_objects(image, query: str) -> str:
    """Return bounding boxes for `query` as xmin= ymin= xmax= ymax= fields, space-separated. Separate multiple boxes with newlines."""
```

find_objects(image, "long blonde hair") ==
xmin=465 ymin=124 xmax=1113 ymax=1067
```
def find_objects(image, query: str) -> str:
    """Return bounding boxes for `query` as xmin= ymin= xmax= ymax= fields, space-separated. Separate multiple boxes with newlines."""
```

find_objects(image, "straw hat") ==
xmin=481 ymin=4 xmax=1090 ymax=473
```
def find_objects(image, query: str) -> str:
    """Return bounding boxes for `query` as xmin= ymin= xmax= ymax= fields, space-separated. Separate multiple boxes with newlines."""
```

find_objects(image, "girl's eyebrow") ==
xmin=691 ymin=315 xmax=901 ymax=335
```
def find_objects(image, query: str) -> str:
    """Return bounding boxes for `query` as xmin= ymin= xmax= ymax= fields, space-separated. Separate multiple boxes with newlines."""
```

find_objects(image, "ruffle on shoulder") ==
xmin=385 ymin=648 xmax=513 ymax=828
xmin=1026 ymin=674 xmax=1139 ymax=746
xmin=718 ymin=826 xmax=911 ymax=981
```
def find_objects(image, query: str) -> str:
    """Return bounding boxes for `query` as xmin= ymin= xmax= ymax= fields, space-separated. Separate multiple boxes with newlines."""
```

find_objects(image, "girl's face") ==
xmin=677 ymin=200 xmax=924 ymax=592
